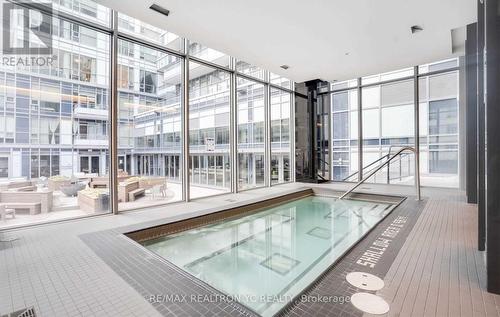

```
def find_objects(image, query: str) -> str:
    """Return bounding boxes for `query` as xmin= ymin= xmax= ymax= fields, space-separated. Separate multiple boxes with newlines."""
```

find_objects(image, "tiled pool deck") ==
xmin=1 ymin=183 xmax=499 ymax=317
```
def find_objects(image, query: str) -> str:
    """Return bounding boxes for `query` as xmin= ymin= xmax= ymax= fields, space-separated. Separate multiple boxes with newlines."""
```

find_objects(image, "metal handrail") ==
xmin=339 ymin=146 xmax=421 ymax=200
xmin=343 ymin=151 xmax=411 ymax=182
xmin=317 ymin=157 xmax=330 ymax=181
xmin=342 ymin=154 xmax=389 ymax=181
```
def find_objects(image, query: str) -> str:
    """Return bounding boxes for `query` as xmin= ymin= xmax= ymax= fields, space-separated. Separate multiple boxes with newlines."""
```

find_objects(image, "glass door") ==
xmin=80 ymin=156 xmax=90 ymax=174
xmin=91 ymin=156 xmax=100 ymax=174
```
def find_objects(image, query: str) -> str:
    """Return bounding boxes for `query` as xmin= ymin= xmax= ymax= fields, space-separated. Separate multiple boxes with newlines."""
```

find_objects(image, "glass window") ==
xmin=331 ymin=90 xmax=358 ymax=181
xmin=0 ymin=2 xmax=110 ymax=229
xmin=52 ymin=0 xmax=110 ymax=27
xmin=237 ymin=77 xmax=265 ymax=190
xmin=188 ymin=42 xmax=230 ymax=68
xmin=270 ymin=73 xmax=292 ymax=90
xmin=270 ymin=88 xmax=291 ymax=184
xmin=331 ymin=79 xmax=358 ymax=91
xmin=419 ymin=58 xmax=458 ymax=74
xmin=236 ymin=61 xmax=266 ymax=81
xmin=419 ymin=70 xmax=459 ymax=187
xmin=381 ymin=105 xmax=414 ymax=137
xmin=429 ymin=150 xmax=458 ymax=174
xmin=362 ymin=67 xmax=414 ymax=85
xmin=332 ymin=92 xmax=348 ymax=112
xmin=429 ymin=99 xmax=458 ymax=135
xmin=0 ymin=0 xmax=299 ymax=227
xmin=189 ymin=62 xmax=231 ymax=198
xmin=381 ymin=80 xmax=413 ymax=106
xmin=429 ymin=72 xmax=458 ymax=100
xmin=362 ymin=82 xmax=414 ymax=184
xmin=117 ymin=13 xmax=182 ymax=51
xmin=117 ymin=40 xmax=182 ymax=209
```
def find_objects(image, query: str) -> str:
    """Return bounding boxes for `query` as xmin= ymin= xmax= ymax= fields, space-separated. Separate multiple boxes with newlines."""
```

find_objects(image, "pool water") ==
xmin=143 ymin=196 xmax=395 ymax=316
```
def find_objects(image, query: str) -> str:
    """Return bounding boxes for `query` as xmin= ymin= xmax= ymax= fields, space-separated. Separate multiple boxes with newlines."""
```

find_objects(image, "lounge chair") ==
xmin=0 ymin=205 xmax=15 ymax=221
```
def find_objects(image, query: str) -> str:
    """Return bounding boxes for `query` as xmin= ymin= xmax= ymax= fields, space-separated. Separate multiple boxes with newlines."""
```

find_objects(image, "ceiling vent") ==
xmin=149 ymin=4 xmax=170 ymax=17
xmin=411 ymin=25 xmax=423 ymax=34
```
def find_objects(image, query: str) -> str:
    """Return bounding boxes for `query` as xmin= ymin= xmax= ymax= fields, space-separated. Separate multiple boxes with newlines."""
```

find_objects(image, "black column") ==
xmin=477 ymin=0 xmax=486 ymax=252
xmin=305 ymin=79 xmax=325 ymax=182
xmin=305 ymin=80 xmax=320 ymax=181
xmin=465 ymin=23 xmax=478 ymax=204
xmin=293 ymin=85 xmax=311 ymax=181
xmin=485 ymin=0 xmax=500 ymax=294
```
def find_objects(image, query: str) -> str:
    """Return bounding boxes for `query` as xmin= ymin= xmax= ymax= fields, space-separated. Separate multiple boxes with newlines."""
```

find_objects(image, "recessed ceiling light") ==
xmin=149 ymin=4 xmax=170 ymax=17
xmin=345 ymin=52 xmax=350 ymax=56
xmin=280 ymin=65 xmax=290 ymax=70
xmin=411 ymin=25 xmax=423 ymax=34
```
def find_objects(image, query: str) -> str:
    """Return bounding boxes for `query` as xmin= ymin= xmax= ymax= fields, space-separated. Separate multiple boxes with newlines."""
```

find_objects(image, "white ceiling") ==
xmin=98 ymin=0 xmax=476 ymax=83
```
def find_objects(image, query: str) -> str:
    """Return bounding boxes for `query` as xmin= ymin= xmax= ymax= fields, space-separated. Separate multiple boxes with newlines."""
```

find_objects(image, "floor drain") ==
xmin=1 ymin=307 xmax=36 ymax=317
xmin=346 ymin=272 xmax=384 ymax=291
xmin=351 ymin=293 xmax=389 ymax=315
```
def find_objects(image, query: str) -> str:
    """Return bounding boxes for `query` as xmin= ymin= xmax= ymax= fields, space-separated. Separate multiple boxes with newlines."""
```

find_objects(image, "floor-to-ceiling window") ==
xmin=188 ymin=42 xmax=230 ymax=68
xmin=188 ymin=61 xmax=231 ymax=199
xmin=270 ymin=88 xmax=292 ymax=184
xmin=0 ymin=0 xmax=294 ymax=229
xmin=270 ymin=73 xmax=292 ymax=90
xmin=331 ymin=80 xmax=359 ymax=181
xmin=116 ymin=39 xmax=183 ymax=210
xmin=361 ymin=76 xmax=415 ymax=184
xmin=419 ymin=60 xmax=459 ymax=187
xmin=0 ymin=0 xmax=111 ymax=228
xmin=237 ymin=77 xmax=265 ymax=190
xmin=330 ymin=59 xmax=460 ymax=188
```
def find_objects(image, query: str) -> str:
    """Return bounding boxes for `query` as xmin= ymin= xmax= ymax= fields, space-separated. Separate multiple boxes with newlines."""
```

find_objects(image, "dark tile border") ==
xmin=123 ymin=187 xmax=314 ymax=235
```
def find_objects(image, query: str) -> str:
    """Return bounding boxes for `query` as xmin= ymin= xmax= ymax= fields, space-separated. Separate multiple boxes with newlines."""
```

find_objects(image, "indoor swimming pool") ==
xmin=142 ymin=195 xmax=396 ymax=316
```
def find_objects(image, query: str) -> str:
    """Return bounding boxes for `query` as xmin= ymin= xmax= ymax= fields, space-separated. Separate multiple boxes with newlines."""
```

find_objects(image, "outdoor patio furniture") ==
xmin=90 ymin=175 xmax=131 ymax=188
xmin=60 ymin=182 xmax=86 ymax=197
xmin=129 ymin=188 xmax=145 ymax=201
xmin=12 ymin=185 xmax=36 ymax=192
xmin=0 ymin=180 xmax=34 ymax=191
xmin=118 ymin=179 xmax=146 ymax=202
xmin=37 ymin=176 xmax=48 ymax=187
xmin=2 ymin=203 xmax=41 ymax=215
xmin=118 ymin=180 xmax=141 ymax=202
xmin=48 ymin=177 xmax=71 ymax=191
xmin=0 ymin=205 xmax=15 ymax=221
xmin=160 ymin=181 xmax=167 ymax=197
xmin=78 ymin=189 xmax=109 ymax=213
xmin=150 ymin=185 xmax=161 ymax=199
xmin=118 ymin=169 xmax=129 ymax=177
xmin=139 ymin=177 xmax=166 ymax=190
xmin=0 ymin=191 xmax=53 ymax=214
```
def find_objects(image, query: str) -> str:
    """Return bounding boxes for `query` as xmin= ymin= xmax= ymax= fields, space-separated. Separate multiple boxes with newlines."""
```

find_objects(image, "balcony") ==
xmin=73 ymin=106 xmax=109 ymax=120
xmin=74 ymin=134 xmax=109 ymax=147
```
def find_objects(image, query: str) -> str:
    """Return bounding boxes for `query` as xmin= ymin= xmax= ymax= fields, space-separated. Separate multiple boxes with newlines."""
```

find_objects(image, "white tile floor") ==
xmin=1 ymin=182 xmax=498 ymax=317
